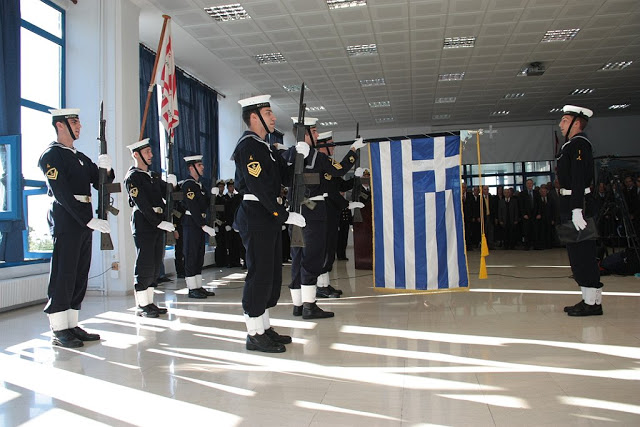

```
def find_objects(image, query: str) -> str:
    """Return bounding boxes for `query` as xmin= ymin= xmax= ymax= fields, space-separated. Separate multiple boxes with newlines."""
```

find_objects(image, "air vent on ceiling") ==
xmin=517 ymin=62 xmax=545 ymax=77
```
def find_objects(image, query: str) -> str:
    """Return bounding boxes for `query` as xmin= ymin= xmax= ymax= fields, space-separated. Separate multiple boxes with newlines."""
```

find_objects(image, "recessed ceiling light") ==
xmin=375 ymin=117 xmax=394 ymax=124
xmin=491 ymin=110 xmax=510 ymax=116
xmin=438 ymin=72 xmax=465 ymax=81
xmin=320 ymin=121 xmax=338 ymax=126
xmin=608 ymin=104 xmax=630 ymax=110
xmin=327 ymin=0 xmax=366 ymax=9
xmin=541 ymin=28 xmax=580 ymax=42
xmin=570 ymin=88 xmax=594 ymax=95
xmin=204 ymin=4 xmax=250 ymax=22
xmin=360 ymin=78 xmax=386 ymax=87
xmin=549 ymin=107 xmax=563 ymax=113
xmin=443 ymin=36 xmax=476 ymax=49
xmin=347 ymin=44 xmax=377 ymax=56
xmin=282 ymin=84 xmax=303 ymax=92
xmin=435 ymin=97 xmax=456 ymax=103
xmin=306 ymin=106 xmax=326 ymax=112
xmin=369 ymin=101 xmax=390 ymax=108
xmin=254 ymin=53 xmax=286 ymax=64
xmin=504 ymin=93 xmax=525 ymax=99
xmin=599 ymin=61 xmax=633 ymax=71
xmin=432 ymin=114 xmax=451 ymax=120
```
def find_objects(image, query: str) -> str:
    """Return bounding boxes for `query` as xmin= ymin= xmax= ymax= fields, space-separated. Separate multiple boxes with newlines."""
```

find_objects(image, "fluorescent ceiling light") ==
xmin=608 ymin=104 xmax=630 ymax=110
xmin=549 ymin=107 xmax=563 ymax=113
xmin=254 ymin=53 xmax=286 ymax=64
xmin=360 ymin=78 xmax=386 ymax=87
xmin=375 ymin=117 xmax=394 ymax=124
xmin=327 ymin=0 xmax=366 ymax=9
xmin=504 ymin=93 xmax=525 ymax=99
xmin=541 ymin=28 xmax=580 ymax=42
xmin=432 ymin=114 xmax=450 ymax=120
xmin=599 ymin=61 xmax=633 ymax=71
xmin=435 ymin=97 xmax=456 ymax=103
xmin=320 ymin=121 xmax=338 ymax=126
xmin=347 ymin=44 xmax=377 ymax=56
xmin=491 ymin=110 xmax=510 ymax=116
xmin=306 ymin=106 xmax=326 ymax=112
xmin=570 ymin=88 xmax=594 ymax=95
xmin=369 ymin=101 xmax=390 ymax=108
xmin=443 ymin=36 xmax=476 ymax=49
xmin=204 ymin=4 xmax=250 ymax=22
xmin=282 ymin=84 xmax=303 ymax=92
xmin=438 ymin=72 xmax=465 ymax=81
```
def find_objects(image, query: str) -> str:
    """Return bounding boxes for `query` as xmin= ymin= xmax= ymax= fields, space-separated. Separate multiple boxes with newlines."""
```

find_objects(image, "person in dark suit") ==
xmin=481 ymin=186 xmax=495 ymax=249
xmin=224 ymin=179 xmax=243 ymax=268
xmin=498 ymin=188 xmax=519 ymax=249
xmin=212 ymin=179 xmax=227 ymax=268
xmin=534 ymin=184 xmax=555 ymax=249
xmin=519 ymin=179 xmax=539 ymax=250
xmin=468 ymin=186 xmax=481 ymax=248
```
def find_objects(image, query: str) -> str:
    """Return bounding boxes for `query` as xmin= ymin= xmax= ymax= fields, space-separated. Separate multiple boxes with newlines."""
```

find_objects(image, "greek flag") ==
xmin=370 ymin=135 xmax=469 ymax=291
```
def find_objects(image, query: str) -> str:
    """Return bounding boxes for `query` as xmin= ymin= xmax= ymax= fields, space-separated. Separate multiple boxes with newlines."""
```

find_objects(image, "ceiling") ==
xmin=132 ymin=0 xmax=640 ymax=131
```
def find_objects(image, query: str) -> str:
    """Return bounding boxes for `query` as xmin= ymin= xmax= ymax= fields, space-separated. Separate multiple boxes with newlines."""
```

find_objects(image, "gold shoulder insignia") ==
xmin=247 ymin=161 xmax=262 ymax=177
xmin=130 ymin=187 xmax=139 ymax=198
xmin=46 ymin=167 xmax=58 ymax=180
xmin=332 ymin=159 xmax=343 ymax=170
xmin=273 ymin=212 xmax=279 ymax=217
xmin=349 ymin=156 xmax=355 ymax=163
xmin=324 ymin=173 xmax=332 ymax=180
xmin=249 ymin=155 xmax=254 ymax=161
xmin=187 ymin=191 xmax=195 ymax=200
xmin=577 ymin=149 xmax=582 ymax=161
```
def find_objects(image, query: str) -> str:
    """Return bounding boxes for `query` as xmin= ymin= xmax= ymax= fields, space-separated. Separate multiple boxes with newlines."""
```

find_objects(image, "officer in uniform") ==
xmin=556 ymin=105 xmax=603 ymax=316
xmin=212 ymin=179 xmax=227 ymax=268
xmin=224 ymin=179 xmax=243 ymax=267
xmin=38 ymin=108 xmax=113 ymax=348
xmin=232 ymin=95 xmax=306 ymax=353
xmin=289 ymin=118 xmax=365 ymax=317
xmin=181 ymin=155 xmax=216 ymax=298
xmin=315 ymin=131 xmax=364 ymax=297
xmin=124 ymin=139 xmax=177 ymax=317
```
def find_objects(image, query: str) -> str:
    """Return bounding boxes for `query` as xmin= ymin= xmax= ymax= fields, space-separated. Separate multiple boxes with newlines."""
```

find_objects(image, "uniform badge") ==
xmin=247 ymin=161 xmax=262 ymax=177
xmin=46 ymin=167 xmax=58 ymax=180
xmin=332 ymin=159 xmax=343 ymax=170
xmin=187 ymin=191 xmax=195 ymax=200
xmin=324 ymin=173 xmax=332 ymax=180
xmin=577 ymin=149 xmax=582 ymax=161
xmin=349 ymin=156 xmax=355 ymax=163
xmin=130 ymin=187 xmax=139 ymax=198
xmin=78 ymin=159 xmax=84 ymax=166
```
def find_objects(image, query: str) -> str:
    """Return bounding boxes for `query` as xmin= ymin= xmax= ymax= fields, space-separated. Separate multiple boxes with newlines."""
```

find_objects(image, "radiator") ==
xmin=0 ymin=274 xmax=49 ymax=312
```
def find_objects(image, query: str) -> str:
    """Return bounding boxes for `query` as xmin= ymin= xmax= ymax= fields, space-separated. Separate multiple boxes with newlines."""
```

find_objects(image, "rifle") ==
xmin=289 ymin=83 xmax=308 ymax=248
xmin=96 ymin=102 xmax=121 ymax=250
xmin=351 ymin=122 xmax=363 ymax=223
xmin=207 ymin=170 xmax=221 ymax=247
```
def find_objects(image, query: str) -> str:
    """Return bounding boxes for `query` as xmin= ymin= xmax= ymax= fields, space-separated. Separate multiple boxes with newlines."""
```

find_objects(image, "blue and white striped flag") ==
xmin=370 ymin=135 xmax=469 ymax=291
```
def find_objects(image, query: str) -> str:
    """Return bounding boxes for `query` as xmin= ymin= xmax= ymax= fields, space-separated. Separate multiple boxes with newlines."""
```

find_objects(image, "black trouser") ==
xmin=214 ymin=227 xmax=227 ymax=267
xmin=226 ymin=228 xmax=242 ymax=267
xmin=174 ymin=223 xmax=185 ymax=276
xmin=235 ymin=202 xmax=283 ymax=317
xmin=322 ymin=205 xmax=340 ymax=274
xmin=44 ymin=229 xmax=92 ymax=314
xmin=522 ymin=217 xmax=534 ymax=248
xmin=182 ymin=224 xmax=205 ymax=277
xmin=133 ymin=229 xmax=164 ymax=291
xmin=290 ymin=217 xmax=327 ymax=289
xmin=337 ymin=219 xmax=350 ymax=259
xmin=560 ymin=195 xmax=600 ymax=288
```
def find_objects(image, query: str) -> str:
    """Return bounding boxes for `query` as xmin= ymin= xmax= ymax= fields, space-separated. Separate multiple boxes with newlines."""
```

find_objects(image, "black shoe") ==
xmin=138 ymin=304 xmax=159 ymax=318
xmin=293 ymin=305 xmax=303 ymax=317
xmin=246 ymin=333 xmax=286 ymax=353
xmin=149 ymin=303 xmax=167 ymax=314
xmin=327 ymin=284 xmax=343 ymax=296
xmin=188 ymin=288 xmax=208 ymax=299
xmin=567 ymin=301 xmax=603 ymax=317
xmin=316 ymin=287 xmax=340 ymax=299
xmin=302 ymin=302 xmax=334 ymax=319
xmin=52 ymin=329 xmax=84 ymax=348
xmin=157 ymin=276 xmax=171 ymax=283
xmin=201 ymin=287 xmax=216 ymax=296
xmin=264 ymin=327 xmax=292 ymax=344
xmin=70 ymin=326 xmax=100 ymax=341
xmin=564 ymin=300 xmax=584 ymax=313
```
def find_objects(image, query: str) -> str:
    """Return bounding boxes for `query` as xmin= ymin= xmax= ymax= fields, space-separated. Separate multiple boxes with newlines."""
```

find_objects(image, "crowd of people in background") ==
xmin=462 ymin=174 xmax=640 ymax=252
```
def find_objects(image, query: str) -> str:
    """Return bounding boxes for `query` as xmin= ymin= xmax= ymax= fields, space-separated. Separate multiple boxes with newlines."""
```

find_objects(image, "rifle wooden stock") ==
xmin=97 ymin=102 xmax=121 ymax=250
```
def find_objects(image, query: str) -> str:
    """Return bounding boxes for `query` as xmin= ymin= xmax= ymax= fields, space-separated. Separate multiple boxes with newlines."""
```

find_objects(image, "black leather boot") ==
xmin=70 ymin=326 xmax=100 ymax=341
xmin=302 ymin=302 xmax=334 ymax=319
xmin=316 ymin=287 xmax=340 ymax=299
xmin=264 ymin=327 xmax=292 ymax=344
xmin=52 ymin=329 xmax=84 ymax=348
xmin=138 ymin=304 xmax=159 ymax=318
xmin=246 ymin=333 xmax=286 ymax=353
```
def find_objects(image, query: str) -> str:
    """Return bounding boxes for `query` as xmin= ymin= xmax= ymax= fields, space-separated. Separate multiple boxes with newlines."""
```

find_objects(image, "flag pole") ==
xmin=476 ymin=130 xmax=489 ymax=279
xmin=139 ymin=15 xmax=171 ymax=141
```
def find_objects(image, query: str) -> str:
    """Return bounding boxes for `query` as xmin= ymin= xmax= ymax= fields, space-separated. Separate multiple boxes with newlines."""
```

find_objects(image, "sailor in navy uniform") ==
xmin=232 ymin=95 xmax=306 ymax=353
xmin=224 ymin=179 xmax=243 ymax=267
xmin=124 ymin=139 xmax=176 ymax=317
xmin=181 ymin=155 xmax=216 ymax=299
xmin=289 ymin=118 xmax=365 ymax=318
xmin=315 ymin=131 xmax=364 ymax=297
xmin=557 ymin=105 xmax=603 ymax=316
xmin=212 ymin=179 xmax=227 ymax=268
xmin=38 ymin=108 xmax=113 ymax=348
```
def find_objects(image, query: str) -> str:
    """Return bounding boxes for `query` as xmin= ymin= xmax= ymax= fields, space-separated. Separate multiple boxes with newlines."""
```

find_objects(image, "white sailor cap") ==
xmin=215 ymin=179 xmax=226 ymax=186
xmin=562 ymin=105 xmax=593 ymax=120
xmin=291 ymin=117 xmax=318 ymax=127
xmin=317 ymin=131 xmax=332 ymax=142
xmin=226 ymin=179 xmax=235 ymax=185
xmin=126 ymin=138 xmax=150 ymax=152
xmin=238 ymin=95 xmax=271 ymax=111
xmin=49 ymin=108 xmax=80 ymax=120
xmin=184 ymin=155 xmax=203 ymax=164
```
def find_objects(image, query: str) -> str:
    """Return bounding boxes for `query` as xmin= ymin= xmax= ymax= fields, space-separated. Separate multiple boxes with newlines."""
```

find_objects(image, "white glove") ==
xmin=166 ymin=174 xmax=177 ymax=187
xmin=157 ymin=221 xmax=175 ymax=232
xmin=225 ymin=225 xmax=232 ymax=232
xmin=350 ymin=137 xmax=365 ymax=151
xmin=354 ymin=167 xmax=366 ymax=177
xmin=282 ymin=225 xmax=286 ymax=231
xmin=296 ymin=141 xmax=310 ymax=159
xmin=97 ymin=154 xmax=112 ymax=171
xmin=87 ymin=218 xmax=110 ymax=233
xmin=348 ymin=201 xmax=364 ymax=210
xmin=202 ymin=225 xmax=216 ymax=237
xmin=214 ymin=226 xmax=219 ymax=232
xmin=211 ymin=187 xmax=219 ymax=196
xmin=285 ymin=212 xmax=306 ymax=228
xmin=571 ymin=208 xmax=587 ymax=231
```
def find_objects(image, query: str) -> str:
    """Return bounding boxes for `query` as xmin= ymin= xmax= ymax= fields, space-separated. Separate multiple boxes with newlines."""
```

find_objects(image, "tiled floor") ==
xmin=1 ymin=247 xmax=639 ymax=426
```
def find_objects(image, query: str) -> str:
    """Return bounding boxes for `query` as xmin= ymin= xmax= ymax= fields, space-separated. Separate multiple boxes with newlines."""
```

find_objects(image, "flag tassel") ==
xmin=481 ymin=234 xmax=489 ymax=257
xmin=479 ymin=256 xmax=488 ymax=279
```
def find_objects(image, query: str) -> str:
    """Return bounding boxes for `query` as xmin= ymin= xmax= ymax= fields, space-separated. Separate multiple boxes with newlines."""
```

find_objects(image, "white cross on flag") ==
xmin=156 ymin=19 xmax=179 ymax=140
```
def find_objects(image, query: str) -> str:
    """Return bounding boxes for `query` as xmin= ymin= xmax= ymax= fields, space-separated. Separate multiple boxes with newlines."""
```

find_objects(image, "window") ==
xmin=20 ymin=0 xmax=65 ymax=259
xmin=463 ymin=161 xmax=554 ymax=194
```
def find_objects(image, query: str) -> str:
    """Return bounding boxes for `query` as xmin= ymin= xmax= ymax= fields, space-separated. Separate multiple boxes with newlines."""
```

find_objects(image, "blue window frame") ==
xmin=0 ymin=136 xmax=21 ymax=221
